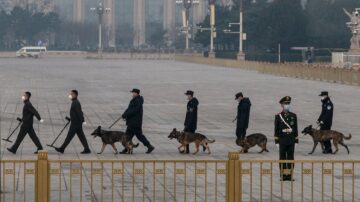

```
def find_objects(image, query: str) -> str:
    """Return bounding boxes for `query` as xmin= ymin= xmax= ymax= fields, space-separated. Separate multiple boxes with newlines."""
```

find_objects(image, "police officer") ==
xmin=55 ymin=90 xmax=91 ymax=154
xmin=274 ymin=96 xmax=298 ymax=181
xmin=235 ymin=92 xmax=251 ymax=140
xmin=317 ymin=91 xmax=333 ymax=154
xmin=121 ymin=89 xmax=155 ymax=154
xmin=183 ymin=90 xmax=201 ymax=154
xmin=7 ymin=92 xmax=44 ymax=154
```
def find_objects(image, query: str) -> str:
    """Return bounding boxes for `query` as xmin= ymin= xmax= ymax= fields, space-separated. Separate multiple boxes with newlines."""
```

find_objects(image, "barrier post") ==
xmin=35 ymin=151 xmax=50 ymax=202
xmin=227 ymin=152 xmax=240 ymax=202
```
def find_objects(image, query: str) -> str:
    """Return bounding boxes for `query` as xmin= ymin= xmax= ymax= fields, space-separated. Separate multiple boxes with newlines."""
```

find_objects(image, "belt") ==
xmin=282 ymin=129 xmax=293 ymax=133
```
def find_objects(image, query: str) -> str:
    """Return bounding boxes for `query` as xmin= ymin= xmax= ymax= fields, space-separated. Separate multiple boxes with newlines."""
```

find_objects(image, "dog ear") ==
xmin=173 ymin=128 xmax=176 ymax=131
xmin=97 ymin=126 xmax=101 ymax=130
xmin=309 ymin=125 xmax=312 ymax=128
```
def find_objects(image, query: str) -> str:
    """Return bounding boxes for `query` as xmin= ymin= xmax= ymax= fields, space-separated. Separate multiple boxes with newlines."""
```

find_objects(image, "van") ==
xmin=16 ymin=46 xmax=47 ymax=58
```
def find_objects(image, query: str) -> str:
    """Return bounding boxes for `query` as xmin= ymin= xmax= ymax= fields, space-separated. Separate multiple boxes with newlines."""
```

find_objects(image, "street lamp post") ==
xmin=176 ymin=0 xmax=199 ymax=52
xmin=90 ymin=2 xmax=110 ymax=54
xmin=224 ymin=0 xmax=246 ymax=60
xmin=209 ymin=0 xmax=216 ymax=58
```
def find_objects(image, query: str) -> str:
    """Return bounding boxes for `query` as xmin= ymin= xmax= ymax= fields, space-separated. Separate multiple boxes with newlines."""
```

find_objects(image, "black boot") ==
xmin=119 ymin=148 xmax=128 ymax=154
xmin=55 ymin=147 xmax=64 ymax=154
xmin=186 ymin=144 xmax=190 ymax=154
xmin=81 ymin=148 xmax=91 ymax=154
xmin=146 ymin=145 xmax=155 ymax=154
xmin=7 ymin=148 xmax=16 ymax=154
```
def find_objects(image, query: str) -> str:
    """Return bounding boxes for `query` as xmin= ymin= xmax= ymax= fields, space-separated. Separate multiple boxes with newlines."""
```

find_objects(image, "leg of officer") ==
xmin=286 ymin=144 xmax=295 ymax=179
xmin=59 ymin=126 xmax=77 ymax=151
xmin=279 ymin=144 xmax=287 ymax=180
xmin=184 ymin=128 xmax=195 ymax=154
xmin=28 ymin=127 xmax=43 ymax=150
xmin=321 ymin=125 xmax=332 ymax=153
xmin=134 ymin=127 xmax=150 ymax=146
xmin=76 ymin=127 xmax=90 ymax=150
xmin=8 ymin=127 xmax=28 ymax=153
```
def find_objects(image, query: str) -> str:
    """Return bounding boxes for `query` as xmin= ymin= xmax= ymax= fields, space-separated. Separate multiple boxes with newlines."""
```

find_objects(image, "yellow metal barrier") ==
xmin=2 ymin=151 xmax=360 ymax=201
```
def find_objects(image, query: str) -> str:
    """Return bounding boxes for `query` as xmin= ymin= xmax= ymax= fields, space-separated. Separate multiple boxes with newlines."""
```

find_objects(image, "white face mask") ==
xmin=321 ymin=96 xmax=326 ymax=101
xmin=21 ymin=96 xmax=26 ymax=101
xmin=68 ymin=94 xmax=72 ymax=99
xmin=283 ymin=104 xmax=290 ymax=111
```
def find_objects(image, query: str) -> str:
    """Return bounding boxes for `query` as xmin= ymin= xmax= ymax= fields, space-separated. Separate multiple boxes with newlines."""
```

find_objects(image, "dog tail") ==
xmin=344 ymin=133 xmax=352 ymax=140
xmin=205 ymin=138 xmax=215 ymax=144
xmin=133 ymin=143 xmax=139 ymax=148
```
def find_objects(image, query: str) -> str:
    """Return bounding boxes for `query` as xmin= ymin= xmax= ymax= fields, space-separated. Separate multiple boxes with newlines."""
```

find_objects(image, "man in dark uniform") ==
xmin=183 ymin=90 xmax=202 ymax=154
xmin=274 ymin=96 xmax=298 ymax=181
xmin=317 ymin=91 xmax=333 ymax=154
xmin=7 ymin=92 xmax=44 ymax=154
xmin=121 ymin=89 xmax=155 ymax=154
xmin=55 ymin=90 xmax=91 ymax=154
xmin=235 ymin=92 xmax=251 ymax=140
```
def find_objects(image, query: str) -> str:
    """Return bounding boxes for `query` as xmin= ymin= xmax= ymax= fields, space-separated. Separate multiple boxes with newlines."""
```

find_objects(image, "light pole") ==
xmin=224 ymin=0 xmax=246 ymax=60
xmin=176 ymin=0 xmax=199 ymax=52
xmin=209 ymin=0 xmax=216 ymax=57
xmin=90 ymin=2 xmax=110 ymax=54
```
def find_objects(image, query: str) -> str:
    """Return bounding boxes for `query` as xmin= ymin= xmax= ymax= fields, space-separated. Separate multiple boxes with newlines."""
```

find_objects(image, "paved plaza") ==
xmin=1 ymin=58 xmax=360 ymax=201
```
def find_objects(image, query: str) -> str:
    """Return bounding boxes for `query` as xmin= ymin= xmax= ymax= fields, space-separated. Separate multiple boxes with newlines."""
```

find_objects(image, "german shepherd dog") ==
xmin=91 ymin=126 xmax=139 ymax=154
xmin=168 ymin=128 xmax=215 ymax=154
xmin=236 ymin=133 xmax=269 ymax=153
xmin=302 ymin=125 xmax=351 ymax=154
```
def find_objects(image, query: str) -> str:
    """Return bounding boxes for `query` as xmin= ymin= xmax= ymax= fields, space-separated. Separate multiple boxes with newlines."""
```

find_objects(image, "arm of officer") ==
xmin=122 ymin=99 xmax=141 ymax=119
xmin=28 ymin=103 xmax=41 ymax=121
xmin=75 ymin=102 xmax=85 ymax=123
xmin=274 ymin=115 xmax=279 ymax=144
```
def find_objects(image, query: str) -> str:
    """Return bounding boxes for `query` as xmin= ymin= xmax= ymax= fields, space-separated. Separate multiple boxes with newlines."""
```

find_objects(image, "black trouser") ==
xmin=126 ymin=126 xmax=150 ymax=147
xmin=184 ymin=128 xmax=195 ymax=153
xmin=279 ymin=144 xmax=295 ymax=180
xmin=60 ymin=124 xmax=89 ymax=151
xmin=10 ymin=125 xmax=43 ymax=152
xmin=320 ymin=125 xmax=332 ymax=153
xmin=236 ymin=127 xmax=247 ymax=139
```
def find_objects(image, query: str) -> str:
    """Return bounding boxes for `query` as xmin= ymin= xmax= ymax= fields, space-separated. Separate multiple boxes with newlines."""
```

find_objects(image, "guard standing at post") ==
xmin=235 ymin=92 xmax=251 ymax=140
xmin=7 ymin=92 xmax=44 ymax=154
xmin=317 ymin=91 xmax=333 ymax=154
xmin=121 ymin=89 xmax=155 ymax=154
xmin=274 ymin=96 xmax=298 ymax=181
xmin=55 ymin=90 xmax=91 ymax=154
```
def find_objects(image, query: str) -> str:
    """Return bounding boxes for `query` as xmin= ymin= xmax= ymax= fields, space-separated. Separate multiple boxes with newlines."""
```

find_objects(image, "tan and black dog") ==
xmin=302 ymin=125 xmax=351 ymax=154
xmin=168 ymin=128 xmax=215 ymax=154
xmin=91 ymin=126 xmax=139 ymax=154
xmin=236 ymin=133 xmax=269 ymax=153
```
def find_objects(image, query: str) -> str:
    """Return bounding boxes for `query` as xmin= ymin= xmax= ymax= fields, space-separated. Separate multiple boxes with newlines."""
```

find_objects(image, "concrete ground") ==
xmin=1 ymin=58 xmax=360 ymax=201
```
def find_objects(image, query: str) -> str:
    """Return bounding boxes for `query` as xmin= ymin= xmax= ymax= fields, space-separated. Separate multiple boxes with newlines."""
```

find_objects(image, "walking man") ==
xmin=317 ymin=91 xmax=333 ymax=154
xmin=121 ymin=89 xmax=155 ymax=154
xmin=274 ymin=96 xmax=298 ymax=181
xmin=7 ymin=92 xmax=44 ymax=154
xmin=183 ymin=90 xmax=201 ymax=154
xmin=235 ymin=92 xmax=251 ymax=140
xmin=55 ymin=90 xmax=91 ymax=154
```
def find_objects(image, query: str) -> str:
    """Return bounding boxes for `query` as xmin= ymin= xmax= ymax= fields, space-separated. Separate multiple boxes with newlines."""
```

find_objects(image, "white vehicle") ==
xmin=16 ymin=46 xmax=47 ymax=58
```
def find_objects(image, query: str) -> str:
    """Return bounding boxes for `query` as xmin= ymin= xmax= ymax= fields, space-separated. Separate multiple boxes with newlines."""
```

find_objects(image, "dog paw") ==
xmin=97 ymin=152 xmax=102 ymax=155
xmin=308 ymin=152 xmax=313 ymax=155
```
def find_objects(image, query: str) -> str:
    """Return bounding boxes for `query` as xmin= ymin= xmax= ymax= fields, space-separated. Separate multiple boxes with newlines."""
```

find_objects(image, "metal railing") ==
xmin=1 ymin=151 xmax=360 ymax=202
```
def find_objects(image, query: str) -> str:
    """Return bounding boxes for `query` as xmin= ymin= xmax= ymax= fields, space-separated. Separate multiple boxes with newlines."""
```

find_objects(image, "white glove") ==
xmin=276 ymin=144 xmax=279 ymax=150
xmin=320 ymin=121 xmax=324 ymax=125
xmin=83 ymin=122 xmax=87 ymax=125
xmin=40 ymin=119 xmax=44 ymax=123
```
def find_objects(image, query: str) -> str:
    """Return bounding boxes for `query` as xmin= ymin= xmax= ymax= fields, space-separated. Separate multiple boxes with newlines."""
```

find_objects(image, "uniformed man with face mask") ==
xmin=274 ymin=96 xmax=298 ymax=181
xmin=55 ymin=90 xmax=91 ymax=154
xmin=317 ymin=91 xmax=333 ymax=154
xmin=7 ymin=92 xmax=44 ymax=154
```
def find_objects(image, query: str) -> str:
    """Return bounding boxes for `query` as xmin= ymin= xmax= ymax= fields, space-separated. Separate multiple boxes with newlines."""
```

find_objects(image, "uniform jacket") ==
xmin=122 ymin=96 xmax=144 ymax=128
xmin=318 ymin=97 xmax=333 ymax=130
xmin=274 ymin=111 xmax=298 ymax=145
xmin=184 ymin=97 xmax=199 ymax=131
xmin=70 ymin=99 xmax=84 ymax=125
xmin=22 ymin=100 xmax=41 ymax=127
xmin=237 ymin=98 xmax=251 ymax=129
